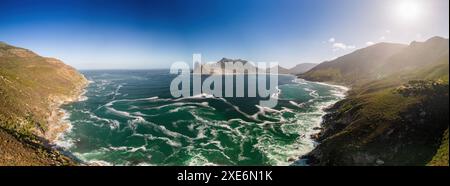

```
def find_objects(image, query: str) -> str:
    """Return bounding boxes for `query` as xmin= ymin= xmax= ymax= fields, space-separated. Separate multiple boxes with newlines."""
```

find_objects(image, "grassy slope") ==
xmin=301 ymin=38 xmax=449 ymax=166
xmin=0 ymin=127 xmax=75 ymax=166
xmin=306 ymin=62 xmax=448 ymax=166
xmin=0 ymin=42 xmax=87 ymax=165
xmin=299 ymin=43 xmax=407 ymax=85
xmin=428 ymin=129 xmax=449 ymax=166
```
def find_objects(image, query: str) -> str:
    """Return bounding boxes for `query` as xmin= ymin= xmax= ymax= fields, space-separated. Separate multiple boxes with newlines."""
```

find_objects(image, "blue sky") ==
xmin=0 ymin=0 xmax=448 ymax=69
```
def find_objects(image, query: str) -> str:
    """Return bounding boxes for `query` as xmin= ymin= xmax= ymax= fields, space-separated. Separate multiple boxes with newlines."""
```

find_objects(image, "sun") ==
xmin=396 ymin=0 xmax=422 ymax=22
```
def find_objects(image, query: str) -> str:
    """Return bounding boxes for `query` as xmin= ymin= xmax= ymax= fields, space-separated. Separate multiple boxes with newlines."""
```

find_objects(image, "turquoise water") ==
xmin=58 ymin=70 xmax=346 ymax=166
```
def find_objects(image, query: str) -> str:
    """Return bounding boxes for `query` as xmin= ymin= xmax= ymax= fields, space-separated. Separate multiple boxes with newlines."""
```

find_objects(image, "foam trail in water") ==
xmin=62 ymin=73 xmax=351 ymax=166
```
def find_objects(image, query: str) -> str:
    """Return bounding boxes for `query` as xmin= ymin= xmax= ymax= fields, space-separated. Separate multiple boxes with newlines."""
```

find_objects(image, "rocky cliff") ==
xmin=0 ymin=42 xmax=88 ymax=165
xmin=298 ymin=37 xmax=449 ymax=166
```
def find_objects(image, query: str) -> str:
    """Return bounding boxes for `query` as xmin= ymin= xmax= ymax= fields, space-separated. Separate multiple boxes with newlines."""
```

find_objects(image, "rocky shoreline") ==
xmin=43 ymin=81 xmax=88 ymax=144
xmin=299 ymin=80 xmax=449 ymax=166
xmin=291 ymin=80 xmax=350 ymax=166
xmin=308 ymin=99 xmax=351 ymax=142
xmin=31 ymin=74 xmax=89 ymax=165
xmin=1 ymin=42 xmax=93 ymax=165
xmin=298 ymin=99 xmax=351 ymax=165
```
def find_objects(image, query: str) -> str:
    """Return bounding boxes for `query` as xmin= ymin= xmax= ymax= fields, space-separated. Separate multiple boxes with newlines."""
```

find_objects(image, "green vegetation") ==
xmin=301 ymin=37 xmax=448 ymax=87
xmin=300 ymin=42 xmax=407 ymax=85
xmin=428 ymin=129 xmax=449 ymax=166
xmin=302 ymin=37 xmax=449 ymax=166
xmin=0 ymin=42 xmax=87 ymax=165
xmin=300 ymin=68 xmax=343 ymax=82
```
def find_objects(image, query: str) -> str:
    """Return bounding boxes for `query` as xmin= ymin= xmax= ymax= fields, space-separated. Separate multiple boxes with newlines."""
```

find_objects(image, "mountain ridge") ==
xmin=194 ymin=58 xmax=316 ymax=75
xmin=300 ymin=42 xmax=408 ymax=85
xmin=288 ymin=63 xmax=317 ymax=75
xmin=298 ymin=36 xmax=449 ymax=166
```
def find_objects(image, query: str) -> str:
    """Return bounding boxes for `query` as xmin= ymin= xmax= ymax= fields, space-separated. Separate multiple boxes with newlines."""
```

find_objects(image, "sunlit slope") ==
xmin=300 ymin=43 xmax=407 ymax=85
xmin=300 ymin=37 xmax=449 ymax=86
xmin=301 ymin=37 xmax=449 ymax=166
xmin=0 ymin=42 xmax=87 ymax=165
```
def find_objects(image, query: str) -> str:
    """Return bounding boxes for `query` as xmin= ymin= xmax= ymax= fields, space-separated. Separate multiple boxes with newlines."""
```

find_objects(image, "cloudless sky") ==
xmin=0 ymin=0 xmax=448 ymax=69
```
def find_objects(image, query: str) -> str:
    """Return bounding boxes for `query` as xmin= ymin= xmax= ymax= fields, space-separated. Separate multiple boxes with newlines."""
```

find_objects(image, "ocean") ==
xmin=57 ymin=70 xmax=347 ymax=166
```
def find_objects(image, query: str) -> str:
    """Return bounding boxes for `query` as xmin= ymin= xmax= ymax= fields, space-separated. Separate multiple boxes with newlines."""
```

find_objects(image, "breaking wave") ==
xmin=59 ymin=70 xmax=347 ymax=166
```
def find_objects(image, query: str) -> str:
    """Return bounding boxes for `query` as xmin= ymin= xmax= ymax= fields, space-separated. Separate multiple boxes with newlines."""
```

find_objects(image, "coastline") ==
xmin=293 ymin=79 xmax=350 ymax=165
xmin=310 ymin=80 xmax=350 ymax=128
xmin=42 ymin=76 xmax=89 ymax=147
xmin=43 ymin=75 xmax=348 ymax=166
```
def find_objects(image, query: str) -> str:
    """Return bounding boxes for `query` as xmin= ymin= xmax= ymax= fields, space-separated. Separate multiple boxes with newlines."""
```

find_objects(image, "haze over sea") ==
xmin=57 ymin=70 xmax=347 ymax=165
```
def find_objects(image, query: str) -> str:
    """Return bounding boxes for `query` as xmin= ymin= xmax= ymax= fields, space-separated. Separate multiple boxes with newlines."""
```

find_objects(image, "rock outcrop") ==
xmin=298 ymin=37 xmax=449 ymax=166
xmin=0 ymin=42 xmax=88 ymax=165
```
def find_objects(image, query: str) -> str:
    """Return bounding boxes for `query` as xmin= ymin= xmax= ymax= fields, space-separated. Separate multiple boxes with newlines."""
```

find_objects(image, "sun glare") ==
xmin=396 ymin=0 xmax=422 ymax=22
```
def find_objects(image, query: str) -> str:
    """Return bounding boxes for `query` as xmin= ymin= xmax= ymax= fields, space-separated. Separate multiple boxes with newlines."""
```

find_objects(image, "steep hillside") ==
xmin=301 ymin=37 xmax=449 ymax=87
xmin=267 ymin=65 xmax=291 ymax=74
xmin=299 ymin=37 xmax=449 ymax=166
xmin=380 ymin=37 xmax=449 ymax=76
xmin=428 ymin=129 xmax=449 ymax=166
xmin=300 ymin=43 xmax=406 ymax=85
xmin=288 ymin=63 xmax=317 ymax=75
xmin=0 ymin=42 xmax=88 ymax=165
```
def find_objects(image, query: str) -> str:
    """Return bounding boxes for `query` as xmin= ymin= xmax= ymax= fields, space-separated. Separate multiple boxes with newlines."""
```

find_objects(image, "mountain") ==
xmin=298 ymin=37 xmax=449 ymax=166
xmin=194 ymin=58 xmax=256 ymax=74
xmin=0 ymin=42 xmax=87 ymax=165
xmin=270 ymin=63 xmax=318 ymax=74
xmin=216 ymin=57 xmax=249 ymax=67
xmin=300 ymin=43 xmax=407 ymax=85
xmin=300 ymin=37 xmax=449 ymax=87
xmin=194 ymin=58 xmax=293 ymax=74
xmin=379 ymin=36 xmax=449 ymax=76
xmin=267 ymin=65 xmax=291 ymax=74
xmin=288 ymin=63 xmax=317 ymax=75
xmin=195 ymin=57 xmax=316 ymax=75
